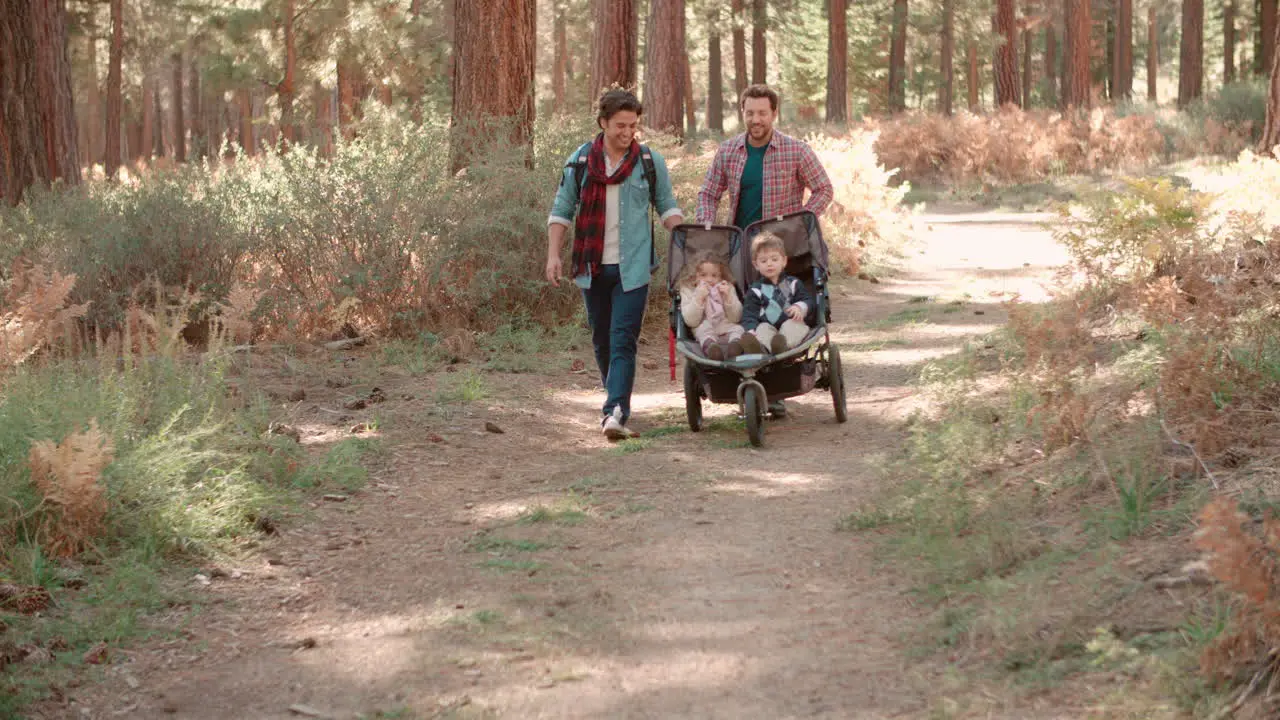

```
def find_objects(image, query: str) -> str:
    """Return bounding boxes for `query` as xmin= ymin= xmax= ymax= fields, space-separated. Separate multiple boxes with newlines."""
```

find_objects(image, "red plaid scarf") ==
xmin=572 ymin=133 xmax=641 ymax=278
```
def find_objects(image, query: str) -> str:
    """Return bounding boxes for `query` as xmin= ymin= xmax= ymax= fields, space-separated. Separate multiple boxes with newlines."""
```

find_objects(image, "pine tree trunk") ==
xmin=171 ymin=52 xmax=185 ymax=162
xmin=1178 ymin=0 xmax=1203 ymax=108
xmin=552 ymin=3 xmax=567 ymax=114
xmin=1264 ymin=0 xmax=1277 ymax=76
xmin=1260 ymin=14 xmax=1280 ymax=152
xmin=337 ymin=56 xmax=356 ymax=140
xmin=827 ymin=0 xmax=849 ymax=122
xmin=152 ymin=83 xmax=164 ymax=156
xmin=280 ymin=0 xmax=297 ymax=145
xmin=85 ymin=7 xmax=101 ymax=168
xmin=450 ymin=0 xmax=536 ymax=172
xmin=994 ymin=0 xmax=1021 ymax=106
xmin=940 ymin=0 xmax=955 ymax=114
xmin=732 ymin=0 xmax=747 ymax=115
xmin=1063 ymin=0 xmax=1092 ymax=108
xmin=967 ymin=40 xmax=981 ymax=109
xmin=1148 ymin=4 xmax=1159 ymax=99
xmin=141 ymin=69 xmax=154 ymax=161
xmin=1023 ymin=16 xmax=1034 ymax=105
xmin=708 ymin=7 xmax=725 ymax=131
xmin=888 ymin=0 xmax=908 ymax=111
xmin=591 ymin=0 xmax=637 ymax=92
xmin=104 ymin=0 xmax=122 ymax=177
xmin=1046 ymin=21 xmax=1059 ymax=105
xmin=1225 ymin=0 xmax=1237 ymax=82
xmin=683 ymin=48 xmax=697 ymax=134
xmin=238 ymin=87 xmax=254 ymax=155
xmin=1115 ymin=0 xmax=1133 ymax=99
xmin=0 ymin=0 xmax=81 ymax=203
xmin=643 ymin=0 xmax=686 ymax=134
xmin=752 ymin=0 xmax=767 ymax=84
xmin=188 ymin=58 xmax=203 ymax=159
xmin=314 ymin=80 xmax=332 ymax=157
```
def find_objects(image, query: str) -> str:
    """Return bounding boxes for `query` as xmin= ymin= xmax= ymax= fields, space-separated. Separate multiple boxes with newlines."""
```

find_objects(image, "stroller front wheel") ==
xmin=683 ymin=361 xmax=703 ymax=432
xmin=743 ymin=383 xmax=766 ymax=447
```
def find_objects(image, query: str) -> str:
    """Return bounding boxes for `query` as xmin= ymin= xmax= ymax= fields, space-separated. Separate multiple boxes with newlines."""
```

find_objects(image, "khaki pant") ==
xmin=752 ymin=320 xmax=810 ymax=350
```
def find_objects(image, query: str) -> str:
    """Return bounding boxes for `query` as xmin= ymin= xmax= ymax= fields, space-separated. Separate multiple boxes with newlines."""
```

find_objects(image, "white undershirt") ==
xmin=603 ymin=154 xmax=622 ymax=264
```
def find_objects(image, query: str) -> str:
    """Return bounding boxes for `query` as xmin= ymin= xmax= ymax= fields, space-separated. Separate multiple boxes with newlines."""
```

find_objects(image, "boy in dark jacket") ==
xmin=738 ymin=232 xmax=812 ymax=355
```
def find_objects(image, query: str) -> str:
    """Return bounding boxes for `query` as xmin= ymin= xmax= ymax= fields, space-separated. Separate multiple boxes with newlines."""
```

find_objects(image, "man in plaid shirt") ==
xmin=695 ymin=84 xmax=834 ymax=227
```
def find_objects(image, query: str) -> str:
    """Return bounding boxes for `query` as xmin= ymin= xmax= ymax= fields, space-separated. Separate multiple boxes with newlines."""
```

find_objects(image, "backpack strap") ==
xmin=566 ymin=143 xmax=659 ymax=212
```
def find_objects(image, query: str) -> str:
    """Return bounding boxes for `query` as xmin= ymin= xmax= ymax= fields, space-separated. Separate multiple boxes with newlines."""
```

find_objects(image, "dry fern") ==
xmin=0 ymin=263 xmax=90 ymax=367
xmin=28 ymin=421 xmax=114 ymax=558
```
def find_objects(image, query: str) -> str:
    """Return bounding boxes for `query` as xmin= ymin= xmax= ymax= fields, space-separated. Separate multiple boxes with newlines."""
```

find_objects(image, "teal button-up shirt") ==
xmin=547 ymin=143 xmax=684 ymax=292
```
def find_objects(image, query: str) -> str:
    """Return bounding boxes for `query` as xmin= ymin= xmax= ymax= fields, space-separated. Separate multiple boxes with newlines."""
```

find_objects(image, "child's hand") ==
xmin=694 ymin=284 xmax=709 ymax=301
xmin=716 ymin=281 xmax=733 ymax=298
xmin=785 ymin=304 xmax=805 ymax=321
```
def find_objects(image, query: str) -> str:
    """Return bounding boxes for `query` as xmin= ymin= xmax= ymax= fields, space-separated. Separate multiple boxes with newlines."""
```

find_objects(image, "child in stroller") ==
xmin=679 ymin=252 xmax=746 ymax=361
xmin=739 ymin=231 xmax=813 ymax=356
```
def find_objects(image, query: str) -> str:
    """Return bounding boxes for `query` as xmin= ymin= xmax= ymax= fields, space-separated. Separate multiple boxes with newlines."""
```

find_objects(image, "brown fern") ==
xmin=0 ymin=263 xmax=90 ymax=367
xmin=28 ymin=421 xmax=114 ymax=558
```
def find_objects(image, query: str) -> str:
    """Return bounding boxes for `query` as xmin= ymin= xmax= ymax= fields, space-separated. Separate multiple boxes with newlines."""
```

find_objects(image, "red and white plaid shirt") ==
xmin=695 ymin=130 xmax=834 ymax=225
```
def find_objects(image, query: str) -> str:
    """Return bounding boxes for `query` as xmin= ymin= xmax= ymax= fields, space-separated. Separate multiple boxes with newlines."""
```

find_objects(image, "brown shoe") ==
xmin=725 ymin=340 xmax=744 ymax=359
xmin=739 ymin=334 xmax=763 ymax=354
xmin=706 ymin=343 xmax=725 ymax=361
xmin=770 ymin=334 xmax=788 ymax=354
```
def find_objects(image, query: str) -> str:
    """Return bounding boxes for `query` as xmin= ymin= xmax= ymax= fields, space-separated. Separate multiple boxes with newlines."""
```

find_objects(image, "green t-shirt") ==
xmin=734 ymin=142 xmax=767 ymax=229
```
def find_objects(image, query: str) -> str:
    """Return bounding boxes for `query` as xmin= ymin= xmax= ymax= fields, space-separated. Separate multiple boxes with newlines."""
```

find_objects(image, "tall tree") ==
xmin=940 ymin=0 xmax=956 ymax=114
xmin=591 ymin=0 xmax=637 ymax=92
xmin=732 ymin=0 xmax=748 ymax=112
xmin=171 ymin=52 xmax=185 ymax=162
xmin=1148 ymin=4 xmax=1158 ymax=99
xmin=1114 ymin=0 xmax=1133 ymax=99
xmin=643 ymin=0 xmax=685 ymax=133
xmin=1062 ymin=0 xmax=1092 ymax=108
xmin=967 ymin=40 xmax=981 ymax=109
xmin=104 ymin=0 xmax=122 ymax=176
xmin=1022 ymin=15 xmax=1034 ymax=104
xmin=683 ymin=48 xmax=696 ymax=134
xmin=141 ymin=69 xmax=155 ymax=161
xmin=1178 ymin=0 xmax=1203 ymax=107
xmin=0 ymin=0 xmax=81 ymax=204
xmin=752 ymin=0 xmax=767 ymax=84
xmin=1046 ymin=21 xmax=1058 ymax=105
xmin=1264 ymin=0 xmax=1277 ymax=76
xmin=1260 ymin=9 xmax=1280 ymax=151
xmin=888 ymin=0 xmax=908 ymax=111
xmin=994 ymin=0 xmax=1021 ymax=106
xmin=1225 ymin=0 xmax=1237 ymax=82
xmin=552 ymin=1 xmax=567 ymax=113
xmin=827 ymin=0 xmax=848 ymax=121
xmin=708 ymin=5 xmax=725 ymax=131
xmin=279 ymin=0 xmax=297 ymax=145
xmin=450 ymin=0 xmax=535 ymax=172
xmin=84 ymin=6 xmax=101 ymax=168
xmin=188 ymin=56 xmax=203 ymax=159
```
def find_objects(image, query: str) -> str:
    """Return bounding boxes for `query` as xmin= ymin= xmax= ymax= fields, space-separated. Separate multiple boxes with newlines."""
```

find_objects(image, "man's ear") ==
xmin=598 ymin=116 xmax=606 ymax=131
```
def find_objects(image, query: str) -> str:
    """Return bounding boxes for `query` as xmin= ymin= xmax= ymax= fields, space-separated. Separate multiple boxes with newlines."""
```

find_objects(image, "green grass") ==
xmin=479 ymin=558 xmax=544 ymax=573
xmin=294 ymin=437 xmax=383 ymax=491
xmin=518 ymin=502 xmax=588 ymax=526
xmin=433 ymin=369 xmax=489 ymax=404
xmin=610 ymin=437 xmax=654 ymax=454
xmin=640 ymin=424 xmax=685 ymax=439
xmin=871 ymin=307 xmax=932 ymax=330
xmin=466 ymin=535 xmax=554 ymax=553
xmin=481 ymin=321 xmax=587 ymax=374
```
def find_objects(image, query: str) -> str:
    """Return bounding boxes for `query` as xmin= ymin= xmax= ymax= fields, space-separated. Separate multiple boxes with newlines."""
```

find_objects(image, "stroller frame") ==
xmin=669 ymin=210 xmax=848 ymax=447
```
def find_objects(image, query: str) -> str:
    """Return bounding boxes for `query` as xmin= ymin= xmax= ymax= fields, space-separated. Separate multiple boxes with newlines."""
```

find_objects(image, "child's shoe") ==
xmin=706 ymin=343 xmax=725 ymax=360
xmin=769 ymin=334 xmax=788 ymax=354
xmin=725 ymin=340 xmax=744 ymax=359
xmin=738 ymin=333 xmax=763 ymax=354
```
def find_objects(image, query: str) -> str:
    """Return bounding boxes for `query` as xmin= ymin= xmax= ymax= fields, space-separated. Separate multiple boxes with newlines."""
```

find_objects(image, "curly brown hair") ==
xmin=680 ymin=252 xmax=737 ymax=289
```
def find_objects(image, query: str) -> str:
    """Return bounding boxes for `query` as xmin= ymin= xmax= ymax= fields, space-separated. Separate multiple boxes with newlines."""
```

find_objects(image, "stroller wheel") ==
xmin=743 ymin=384 xmax=766 ymax=447
xmin=683 ymin=362 xmax=703 ymax=432
xmin=829 ymin=345 xmax=848 ymax=423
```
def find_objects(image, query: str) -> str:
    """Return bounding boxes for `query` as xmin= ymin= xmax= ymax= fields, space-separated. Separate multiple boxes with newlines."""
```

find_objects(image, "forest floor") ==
xmin=32 ymin=207 xmax=1109 ymax=719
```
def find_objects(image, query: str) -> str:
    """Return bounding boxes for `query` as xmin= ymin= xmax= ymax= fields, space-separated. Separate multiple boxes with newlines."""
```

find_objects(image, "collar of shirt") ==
xmin=732 ymin=131 xmax=781 ymax=154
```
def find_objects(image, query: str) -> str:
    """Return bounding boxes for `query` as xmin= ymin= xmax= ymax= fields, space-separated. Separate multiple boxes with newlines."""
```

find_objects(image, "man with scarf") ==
xmin=546 ymin=88 xmax=684 ymax=440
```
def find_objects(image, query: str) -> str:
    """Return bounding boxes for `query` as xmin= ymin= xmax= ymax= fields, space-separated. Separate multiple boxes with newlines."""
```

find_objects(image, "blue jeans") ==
xmin=581 ymin=265 xmax=649 ymax=423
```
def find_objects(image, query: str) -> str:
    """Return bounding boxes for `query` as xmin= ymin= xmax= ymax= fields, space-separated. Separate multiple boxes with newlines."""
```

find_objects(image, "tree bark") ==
xmin=1260 ymin=11 xmax=1280 ymax=152
xmin=732 ymin=0 xmax=747 ymax=116
xmin=994 ymin=0 xmax=1021 ymax=106
xmin=643 ymin=0 xmax=686 ymax=134
xmin=337 ymin=56 xmax=357 ymax=140
xmin=683 ymin=47 xmax=697 ymax=134
xmin=1178 ymin=0 xmax=1203 ymax=108
xmin=708 ymin=6 xmax=725 ymax=131
xmin=940 ymin=0 xmax=955 ymax=114
xmin=1225 ymin=0 xmax=1237 ymax=82
xmin=279 ymin=0 xmax=297 ymax=145
xmin=152 ymin=82 xmax=164 ymax=156
xmin=1148 ymin=4 xmax=1158 ymax=99
xmin=553 ymin=2 xmax=567 ymax=113
xmin=171 ymin=52 xmax=185 ymax=162
xmin=0 ymin=0 xmax=81 ymax=203
xmin=888 ymin=0 xmax=908 ymax=111
xmin=1022 ymin=14 xmax=1034 ymax=105
xmin=1046 ymin=21 xmax=1058 ymax=105
xmin=314 ymin=80 xmax=333 ymax=157
xmin=188 ymin=57 xmax=203 ymax=159
xmin=1264 ymin=0 xmax=1277 ymax=77
xmin=752 ymin=0 xmax=767 ymax=84
xmin=84 ymin=6 xmax=101 ymax=168
xmin=1114 ymin=0 xmax=1133 ymax=99
xmin=591 ymin=0 xmax=637 ymax=92
xmin=827 ymin=0 xmax=849 ymax=122
xmin=1063 ymin=0 xmax=1092 ymax=108
xmin=104 ymin=0 xmax=122 ymax=177
xmin=450 ymin=0 xmax=536 ymax=172
xmin=141 ymin=69 xmax=154 ymax=162
xmin=967 ymin=40 xmax=981 ymax=109
xmin=238 ymin=87 xmax=254 ymax=155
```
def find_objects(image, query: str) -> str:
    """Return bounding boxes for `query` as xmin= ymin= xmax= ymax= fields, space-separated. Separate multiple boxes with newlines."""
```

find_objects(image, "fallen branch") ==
xmin=323 ymin=337 xmax=366 ymax=351
xmin=1160 ymin=418 xmax=1219 ymax=489
xmin=1213 ymin=665 xmax=1269 ymax=719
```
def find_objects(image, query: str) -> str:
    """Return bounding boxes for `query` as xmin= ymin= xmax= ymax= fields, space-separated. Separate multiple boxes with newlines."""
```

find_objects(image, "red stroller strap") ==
xmin=668 ymin=328 xmax=676 ymax=382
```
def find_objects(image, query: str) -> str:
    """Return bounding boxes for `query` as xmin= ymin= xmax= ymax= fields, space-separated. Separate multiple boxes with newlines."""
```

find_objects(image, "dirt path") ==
xmin=57 ymin=209 xmax=1069 ymax=720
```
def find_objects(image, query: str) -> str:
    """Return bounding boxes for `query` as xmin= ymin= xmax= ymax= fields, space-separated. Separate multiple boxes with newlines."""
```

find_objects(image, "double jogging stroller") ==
xmin=669 ymin=210 xmax=848 ymax=447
